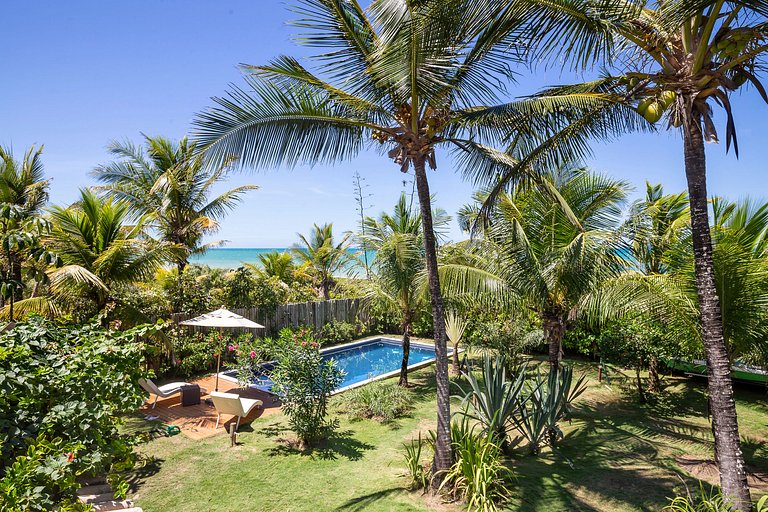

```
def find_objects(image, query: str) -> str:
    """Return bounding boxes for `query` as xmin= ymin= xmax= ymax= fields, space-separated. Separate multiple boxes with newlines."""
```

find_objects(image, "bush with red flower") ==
xmin=0 ymin=318 xmax=159 ymax=511
xmin=271 ymin=331 xmax=344 ymax=448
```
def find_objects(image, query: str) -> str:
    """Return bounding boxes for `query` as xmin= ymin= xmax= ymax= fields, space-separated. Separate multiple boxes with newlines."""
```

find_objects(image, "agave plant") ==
xmin=455 ymin=354 xmax=528 ymax=450
xmin=513 ymin=365 xmax=587 ymax=455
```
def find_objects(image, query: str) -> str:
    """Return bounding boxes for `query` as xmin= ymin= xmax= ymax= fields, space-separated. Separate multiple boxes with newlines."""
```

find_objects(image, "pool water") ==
xmin=223 ymin=337 xmax=442 ymax=393
xmin=328 ymin=339 xmax=438 ymax=389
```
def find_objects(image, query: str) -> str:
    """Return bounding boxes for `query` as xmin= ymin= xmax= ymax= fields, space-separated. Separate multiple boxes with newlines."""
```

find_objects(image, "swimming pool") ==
xmin=219 ymin=336 xmax=448 ymax=394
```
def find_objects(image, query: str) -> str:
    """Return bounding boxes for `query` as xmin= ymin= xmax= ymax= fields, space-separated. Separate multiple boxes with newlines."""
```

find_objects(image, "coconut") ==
xmin=636 ymin=97 xmax=654 ymax=115
xmin=659 ymin=90 xmax=676 ymax=109
xmin=642 ymin=101 xmax=663 ymax=123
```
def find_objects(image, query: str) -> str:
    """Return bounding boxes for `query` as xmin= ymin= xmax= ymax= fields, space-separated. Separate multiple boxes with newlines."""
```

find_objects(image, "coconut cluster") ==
xmin=636 ymin=90 xmax=677 ymax=124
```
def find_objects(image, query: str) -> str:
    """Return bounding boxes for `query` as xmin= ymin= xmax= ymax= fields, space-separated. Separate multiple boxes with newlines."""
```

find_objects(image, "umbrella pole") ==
xmin=215 ymin=328 xmax=221 ymax=392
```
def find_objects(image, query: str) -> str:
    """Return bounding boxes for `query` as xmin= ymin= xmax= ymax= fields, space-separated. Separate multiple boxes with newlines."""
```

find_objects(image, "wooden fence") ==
xmin=169 ymin=298 xmax=367 ymax=337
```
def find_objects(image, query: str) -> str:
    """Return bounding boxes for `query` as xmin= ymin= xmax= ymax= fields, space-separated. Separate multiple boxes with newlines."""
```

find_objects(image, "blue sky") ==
xmin=1 ymin=1 xmax=766 ymax=247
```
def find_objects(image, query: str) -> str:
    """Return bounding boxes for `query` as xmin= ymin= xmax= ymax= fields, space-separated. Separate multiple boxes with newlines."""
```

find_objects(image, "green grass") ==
xmin=127 ymin=359 xmax=768 ymax=512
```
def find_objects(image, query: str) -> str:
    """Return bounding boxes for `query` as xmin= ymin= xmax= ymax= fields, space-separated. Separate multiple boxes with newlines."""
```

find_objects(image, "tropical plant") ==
xmin=507 ymin=1 xmax=768 ymax=504
xmin=513 ymin=365 xmax=587 ymax=455
xmin=455 ymin=354 xmax=527 ymax=450
xmin=664 ymin=485 xmax=768 ymax=512
xmin=42 ymin=189 xmax=171 ymax=314
xmin=0 ymin=146 xmax=57 ymax=320
xmin=446 ymin=310 xmax=468 ymax=375
xmin=340 ymin=381 xmax=413 ymax=422
xmin=319 ymin=320 xmax=359 ymax=344
xmin=190 ymin=0 xmax=599 ymax=477
xmin=442 ymin=166 xmax=629 ymax=371
xmin=361 ymin=193 xmax=447 ymax=385
xmin=622 ymin=183 xmax=690 ymax=390
xmin=437 ymin=415 xmax=513 ymax=512
xmin=293 ymin=223 xmax=352 ymax=300
xmin=92 ymin=135 xmax=257 ymax=274
xmin=249 ymin=251 xmax=296 ymax=284
xmin=271 ymin=331 xmax=344 ymax=447
xmin=0 ymin=318 xmax=156 ymax=510
xmin=0 ymin=436 xmax=88 ymax=512
xmin=403 ymin=433 xmax=430 ymax=490
xmin=625 ymin=183 xmax=690 ymax=276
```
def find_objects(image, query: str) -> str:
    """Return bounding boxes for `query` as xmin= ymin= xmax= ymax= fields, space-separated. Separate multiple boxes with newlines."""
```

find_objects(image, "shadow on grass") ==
xmin=504 ymin=383 xmax=720 ymax=511
xmin=126 ymin=454 xmax=164 ymax=494
xmin=264 ymin=428 xmax=374 ymax=461
xmin=334 ymin=487 xmax=403 ymax=511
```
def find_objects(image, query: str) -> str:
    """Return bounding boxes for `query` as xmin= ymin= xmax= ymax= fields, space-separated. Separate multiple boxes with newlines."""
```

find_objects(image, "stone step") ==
xmin=121 ymin=508 xmax=143 ymax=512
xmin=77 ymin=475 xmax=107 ymax=486
xmin=78 ymin=492 xmax=115 ymax=504
xmin=77 ymin=484 xmax=113 ymax=496
xmin=90 ymin=499 xmax=135 ymax=511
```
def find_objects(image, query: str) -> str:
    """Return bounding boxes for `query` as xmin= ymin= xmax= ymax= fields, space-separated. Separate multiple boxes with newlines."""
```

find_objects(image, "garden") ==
xmin=2 ymin=0 xmax=768 ymax=511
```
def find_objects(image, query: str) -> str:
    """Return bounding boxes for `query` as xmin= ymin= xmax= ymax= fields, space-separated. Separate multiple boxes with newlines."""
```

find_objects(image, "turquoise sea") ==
xmin=190 ymin=248 xmax=376 ymax=273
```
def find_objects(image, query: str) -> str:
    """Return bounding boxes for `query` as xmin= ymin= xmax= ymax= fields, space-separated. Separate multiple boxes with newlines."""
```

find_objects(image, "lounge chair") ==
xmin=139 ymin=378 xmax=206 ymax=409
xmin=210 ymin=391 xmax=263 ymax=431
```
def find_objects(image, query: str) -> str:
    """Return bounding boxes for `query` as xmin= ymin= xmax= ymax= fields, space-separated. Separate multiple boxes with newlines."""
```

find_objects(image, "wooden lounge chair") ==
xmin=210 ymin=391 xmax=263 ymax=431
xmin=139 ymin=378 xmax=206 ymax=409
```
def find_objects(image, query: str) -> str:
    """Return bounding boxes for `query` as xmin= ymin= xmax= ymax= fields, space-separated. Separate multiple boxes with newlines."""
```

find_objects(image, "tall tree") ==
xmin=442 ymin=166 xmax=629 ymax=370
xmin=293 ymin=223 xmax=352 ymax=300
xmin=92 ymin=135 xmax=257 ymax=274
xmin=623 ymin=183 xmax=690 ymax=389
xmin=0 ymin=146 xmax=53 ymax=319
xmin=190 ymin=0 xmax=604 ymax=478
xmin=362 ymin=193 xmax=449 ymax=386
xmin=493 ymin=1 xmax=768 ymax=504
xmin=44 ymin=189 xmax=170 ymax=312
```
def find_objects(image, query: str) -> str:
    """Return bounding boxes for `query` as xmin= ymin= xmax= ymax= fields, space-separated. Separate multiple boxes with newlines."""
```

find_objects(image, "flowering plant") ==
xmin=272 ymin=333 xmax=344 ymax=447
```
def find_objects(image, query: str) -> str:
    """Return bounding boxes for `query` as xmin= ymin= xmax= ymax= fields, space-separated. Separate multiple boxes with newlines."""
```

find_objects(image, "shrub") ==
xmin=437 ymin=416 xmax=513 ymax=512
xmin=271 ymin=331 xmax=344 ymax=447
xmin=0 ymin=318 xmax=154 ymax=510
xmin=455 ymin=355 xmax=528 ymax=450
xmin=513 ymin=365 xmax=587 ymax=455
xmin=228 ymin=330 xmax=296 ymax=386
xmin=402 ymin=433 xmax=429 ymax=490
xmin=319 ymin=321 xmax=358 ymax=345
xmin=464 ymin=314 xmax=542 ymax=368
xmin=340 ymin=382 xmax=413 ymax=422
xmin=663 ymin=485 xmax=768 ymax=512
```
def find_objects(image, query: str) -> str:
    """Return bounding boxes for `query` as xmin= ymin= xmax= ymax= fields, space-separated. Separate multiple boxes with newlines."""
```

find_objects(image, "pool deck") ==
xmin=139 ymin=375 xmax=281 ymax=440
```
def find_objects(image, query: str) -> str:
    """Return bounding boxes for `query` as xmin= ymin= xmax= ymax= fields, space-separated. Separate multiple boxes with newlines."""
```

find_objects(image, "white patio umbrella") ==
xmin=179 ymin=307 xmax=265 ymax=391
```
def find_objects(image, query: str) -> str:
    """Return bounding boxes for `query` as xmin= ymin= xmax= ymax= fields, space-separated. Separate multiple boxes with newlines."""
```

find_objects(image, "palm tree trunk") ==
xmin=684 ymin=116 xmax=751 ymax=511
xmin=399 ymin=316 xmax=411 ymax=387
xmin=322 ymin=278 xmax=331 ymax=300
xmin=648 ymin=355 xmax=661 ymax=393
xmin=413 ymin=156 xmax=452 ymax=487
xmin=451 ymin=340 xmax=461 ymax=375
xmin=543 ymin=311 xmax=565 ymax=372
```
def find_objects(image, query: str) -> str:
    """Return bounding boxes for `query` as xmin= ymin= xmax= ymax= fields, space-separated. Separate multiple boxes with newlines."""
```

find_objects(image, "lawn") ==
xmin=127 ymin=358 xmax=768 ymax=512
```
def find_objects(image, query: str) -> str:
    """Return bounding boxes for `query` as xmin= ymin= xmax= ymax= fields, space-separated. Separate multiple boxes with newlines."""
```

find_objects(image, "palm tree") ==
xmin=669 ymin=198 xmax=768 ymax=365
xmin=493 ymin=1 xmax=768 ymax=504
xmin=92 ymin=135 xmax=258 ymax=274
xmin=0 ymin=146 xmax=52 ymax=318
xmin=293 ymin=223 xmax=352 ymax=300
xmin=43 ymin=189 xmax=171 ymax=312
xmin=190 ymin=0 xmax=607 ymax=476
xmin=362 ymin=193 xmax=449 ymax=386
xmin=442 ymin=166 xmax=629 ymax=371
xmin=623 ymin=183 xmax=690 ymax=390
xmin=248 ymin=251 xmax=297 ymax=284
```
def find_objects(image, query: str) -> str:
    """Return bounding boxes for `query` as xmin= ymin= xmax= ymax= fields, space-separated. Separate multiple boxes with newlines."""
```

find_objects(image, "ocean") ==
xmin=190 ymin=248 xmax=376 ymax=273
